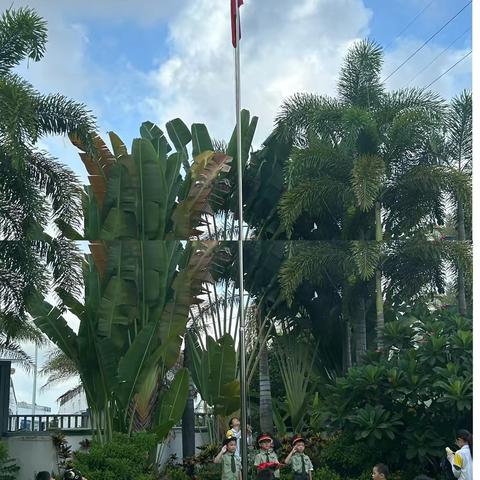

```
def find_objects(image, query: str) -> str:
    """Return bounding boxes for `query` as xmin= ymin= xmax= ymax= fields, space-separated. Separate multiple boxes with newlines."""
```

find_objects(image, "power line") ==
xmin=384 ymin=0 xmax=436 ymax=51
xmin=406 ymin=27 xmax=471 ymax=85
xmin=423 ymin=50 xmax=471 ymax=89
xmin=382 ymin=1 xmax=471 ymax=82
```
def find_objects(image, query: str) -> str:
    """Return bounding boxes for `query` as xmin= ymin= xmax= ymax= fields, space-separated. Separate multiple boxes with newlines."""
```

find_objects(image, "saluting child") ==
xmin=214 ymin=437 xmax=242 ymax=480
xmin=254 ymin=433 xmax=280 ymax=479
xmin=285 ymin=435 xmax=314 ymax=480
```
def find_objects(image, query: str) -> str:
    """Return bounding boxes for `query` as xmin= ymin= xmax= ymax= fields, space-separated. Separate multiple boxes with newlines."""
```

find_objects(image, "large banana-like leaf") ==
xmin=187 ymin=333 xmax=240 ymax=416
xmin=165 ymin=118 xmax=191 ymax=153
xmin=171 ymin=152 xmax=232 ymax=238
xmin=133 ymin=138 xmax=168 ymax=238
xmin=69 ymin=133 xmax=115 ymax=209
xmin=29 ymin=296 xmax=79 ymax=364
xmin=155 ymin=367 xmax=190 ymax=440
xmin=191 ymin=123 xmax=214 ymax=157
xmin=97 ymin=276 xmax=137 ymax=336
xmin=116 ymin=242 xmax=216 ymax=418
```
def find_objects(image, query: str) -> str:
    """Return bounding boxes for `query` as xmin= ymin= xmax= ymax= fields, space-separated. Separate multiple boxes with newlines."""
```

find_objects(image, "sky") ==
xmin=2 ymin=0 xmax=472 ymax=411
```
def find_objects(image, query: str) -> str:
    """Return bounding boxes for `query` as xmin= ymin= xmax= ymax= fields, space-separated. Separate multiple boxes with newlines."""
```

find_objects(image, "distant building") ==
xmin=16 ymin=401 xmax=51 ymax=415
xmin=58 ymin=385 xmax=88 ymax=414
xmin=9 ymin=378 xmax=17 ymax=414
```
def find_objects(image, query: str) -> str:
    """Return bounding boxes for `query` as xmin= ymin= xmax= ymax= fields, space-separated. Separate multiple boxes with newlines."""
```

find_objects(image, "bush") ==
xmin=313 ymin=307 xmax=472 ymax=477
xmin=72 ymin=432 xmax=157 ymax=480
xmin=313 ymin=466 xmax=342 ymax=480
xmin=163 ymin=467 xmax=190 ymax=480
xmin=0 ymin=441 xmax=19 ymax=480
xmin=318 ymin=432 xmax=374 ymax=477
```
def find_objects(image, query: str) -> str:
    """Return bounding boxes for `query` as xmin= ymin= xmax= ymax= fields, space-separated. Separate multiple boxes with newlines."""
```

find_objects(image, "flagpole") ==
xmin=234 ymin=0 xmax=248 ymax=477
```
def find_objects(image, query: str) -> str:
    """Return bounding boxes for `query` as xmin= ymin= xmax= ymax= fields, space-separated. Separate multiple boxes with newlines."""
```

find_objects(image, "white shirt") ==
xmin=450 ymin=445 xmax=473 ymax=480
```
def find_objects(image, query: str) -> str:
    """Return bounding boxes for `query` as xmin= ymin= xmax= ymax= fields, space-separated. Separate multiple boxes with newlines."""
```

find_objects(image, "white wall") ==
xmin=5 ymin=428 xmax=210 ymax=480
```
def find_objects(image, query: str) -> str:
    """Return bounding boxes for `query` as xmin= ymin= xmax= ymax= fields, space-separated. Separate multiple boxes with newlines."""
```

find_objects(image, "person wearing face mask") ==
xmin=284 ymin=435 xmax=313 ymax=480
xmin=446 ymin=429 xmax=473 ymax=480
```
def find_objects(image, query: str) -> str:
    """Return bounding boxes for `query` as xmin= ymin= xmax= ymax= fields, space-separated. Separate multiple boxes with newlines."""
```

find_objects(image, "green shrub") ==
xmin=0 ymin=441 xmax=19 ymax=480
xmin=72 ymin=432 xmax=157 ymax=480
xmin=313 ymin=308 xmax=472 ymax=476
xmin=313 ymin=466 xmax=342 ymax=480
xmin=163 ymin=466 xmax=190 ymax=480
xmin=319 ymin=432 xmax=373 ymax=477
xmin=195 ymin=462 xmax=221 ymax=480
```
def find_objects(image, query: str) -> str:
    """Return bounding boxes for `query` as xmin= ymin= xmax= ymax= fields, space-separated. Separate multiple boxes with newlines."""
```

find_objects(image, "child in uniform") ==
xmin=254 ymin=433 xmax=280 ymax=479
xmin=285 ymin=435 xmax=314 ymax=480
xmin=214 ymin=437 xmax=242 ymax=480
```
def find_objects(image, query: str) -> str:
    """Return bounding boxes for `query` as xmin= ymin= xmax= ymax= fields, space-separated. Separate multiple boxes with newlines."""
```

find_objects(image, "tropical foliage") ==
xmin=0 ymin=441 xmax=19 ymax=480
xmin=29 ymin=118 xmax=234 ymax=442
xmin=311 ymin=306 xmax=472 ymax=477
xmin=0 ymin=7 xmax=95 ymax=363
xmin=72 ymin=433 xmax=157 ymax=480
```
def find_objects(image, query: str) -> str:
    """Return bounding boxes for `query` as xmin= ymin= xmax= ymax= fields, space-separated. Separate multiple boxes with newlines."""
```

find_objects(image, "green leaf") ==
xmin=351 ymin=154 xmax=385 ymax=211
xmin=97 ymin=276 xmax=137 ymax=337
xmin=166 ymin=118 xmax=192 ymax=152
xmin=191 ymin=123 xmax=213 ymax=157
xmin=28 ymin=296 xmax=79 ymax=364
xmin=155 ymin=368 xmax=190 ymax=440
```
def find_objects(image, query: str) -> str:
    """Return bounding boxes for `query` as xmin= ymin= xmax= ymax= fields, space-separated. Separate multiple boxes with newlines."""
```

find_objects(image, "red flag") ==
xmin=231 ymin=0 xmax=244 ymax=48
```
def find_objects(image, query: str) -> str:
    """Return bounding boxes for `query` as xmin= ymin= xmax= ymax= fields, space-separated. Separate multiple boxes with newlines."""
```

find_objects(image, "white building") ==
xmin=57 ymin=385 xmax=88 ymax=414
xmin=16 ymin=401 xmax=51 ymax=416
xmin=9 ymin=377 xmax=17 ymax=414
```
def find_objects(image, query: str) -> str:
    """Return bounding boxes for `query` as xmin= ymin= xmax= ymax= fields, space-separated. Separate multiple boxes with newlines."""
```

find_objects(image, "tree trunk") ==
xmin=456 ymin=201 xmax=467 ymax=316
xmin=375 ymin=201 xmax=385 ymax=350
xmin=354 ymin=296 xmax=367 ymax=364
xmin=181 ymin=346 xmax=195 ymax=460
xmin=258 ymin=316 xmax=273 ymax=433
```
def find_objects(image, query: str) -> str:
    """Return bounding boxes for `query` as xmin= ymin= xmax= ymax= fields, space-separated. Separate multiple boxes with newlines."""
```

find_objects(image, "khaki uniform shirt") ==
xmin=221 ymin=452 xmax=241 ymax=480
xmin=254 ymin=449 xmax=280 ymax=478
xmin=291 ymin=453 xmax=313 ymax=474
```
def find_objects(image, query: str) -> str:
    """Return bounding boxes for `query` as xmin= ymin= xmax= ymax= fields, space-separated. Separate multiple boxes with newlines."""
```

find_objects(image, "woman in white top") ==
xmin=447 ymin=429 xmax=473 ymax=480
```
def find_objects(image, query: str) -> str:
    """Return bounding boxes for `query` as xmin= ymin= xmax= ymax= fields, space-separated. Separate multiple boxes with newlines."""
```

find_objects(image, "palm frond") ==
xmin=275 ymin=93 xmax=343 ymax=145
xmin=34 ymin=93 xmax=96 ymax=147
xmin=279 ymin=179 xmax=349 ymax=236
xmin=378 ymin=88 xmax=445 ymax=125
xmin=0 ymin=7 xmax=47 ymax=74
xmin=26 ymin=152 xmax=83 ymax=230
xmin=338 ymin=39 xmax=384 ymax=108
xmin=40 ymin=347 xmax=79 ymax=390
xmin=0 ymin=339 xmax=34 ymax=369
xmin=445 ymin=90 xmax=472 ymax=171
xmin=279 ymin=242 xmax=346 ymax=303
xmin=351 ymin=154 xmax=385 ymax=211
xmin=350 ymin=241 xmax=382 ymax=280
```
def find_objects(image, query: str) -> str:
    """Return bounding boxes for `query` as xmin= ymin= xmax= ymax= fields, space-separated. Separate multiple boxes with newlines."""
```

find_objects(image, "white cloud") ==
xmin=383 ymin=37 xmax=472 ymax=98
xmin=144 ymin=0 xmax=373 ymax=144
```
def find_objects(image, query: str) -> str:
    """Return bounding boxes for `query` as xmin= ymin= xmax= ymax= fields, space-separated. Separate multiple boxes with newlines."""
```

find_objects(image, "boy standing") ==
xmin=214 ymin=437 xmax=242 ymax=480
xmin=254 ymin=434 xmax=280 ymax=479
xmin=285 ymin=435 xmax=314 ymax=480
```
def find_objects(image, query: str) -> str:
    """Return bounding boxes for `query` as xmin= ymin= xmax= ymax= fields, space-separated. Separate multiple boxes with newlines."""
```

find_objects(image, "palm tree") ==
xmin=0 ymin=7 xmax=95 ymax=362
xmin=440 ymin=91 xmax=472 ymax=315
xmin=272 ymin=39 xmax=467 ymax=349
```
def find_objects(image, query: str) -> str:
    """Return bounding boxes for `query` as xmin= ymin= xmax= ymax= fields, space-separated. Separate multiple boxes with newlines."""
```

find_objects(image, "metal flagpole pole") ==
xmin=32 ymin=342 xmax=38 ymax=416
xmin=234 ymin=0 xmax=248 ymax=477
